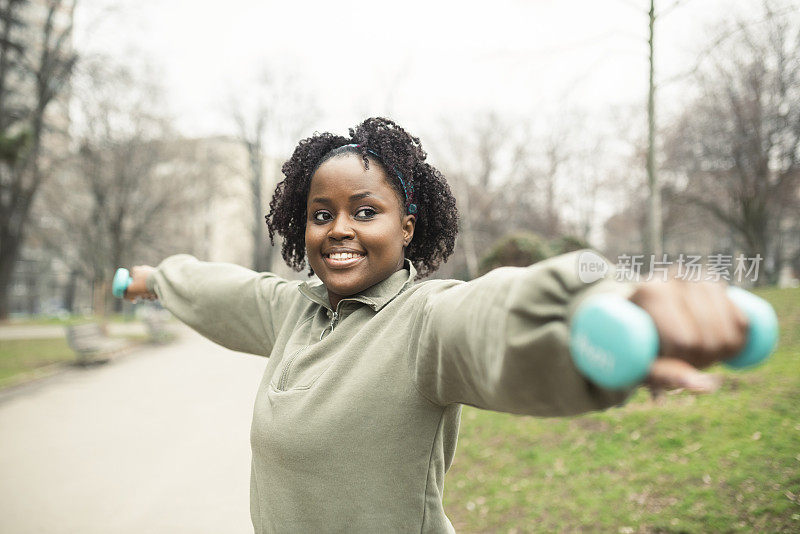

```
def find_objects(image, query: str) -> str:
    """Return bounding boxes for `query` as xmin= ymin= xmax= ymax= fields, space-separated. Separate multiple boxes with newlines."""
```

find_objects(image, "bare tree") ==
xmin=568 ymin=135 xmax=611 ymax=242
xmin=0 ymin=0 xmax=77 ymax=319
xmin=509 ymin=111 xmax=592 ymax=241
xmin=503 ymin=107 xmax=622 ymax=246
xmin=227 ymin=69 xmax=318 ymax=272
xmin=663 ymin=2 xmax=800 ymax=283
xmin=35 ymin=58 xmax=219 ymax=314
xmin=434 ymin=113 xmax=515 ymax=279
xmin=434 ymin=110 xmax=606 ymax=278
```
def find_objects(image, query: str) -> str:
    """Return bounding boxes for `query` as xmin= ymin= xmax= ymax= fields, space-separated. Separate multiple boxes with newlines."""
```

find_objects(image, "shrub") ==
xmin=550 ymin=235 xmax=591 ymax=255
xmin=479 ymin=233 xmax=553 ymax=275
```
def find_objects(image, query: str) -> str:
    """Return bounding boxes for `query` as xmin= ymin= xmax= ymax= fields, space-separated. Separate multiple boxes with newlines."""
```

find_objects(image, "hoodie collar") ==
xmin=298 ymin=259 xmax=416 ymax=312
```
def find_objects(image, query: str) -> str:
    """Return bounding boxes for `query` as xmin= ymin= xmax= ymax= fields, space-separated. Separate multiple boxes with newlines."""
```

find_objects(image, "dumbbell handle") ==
xmin=112 ymin=268 xmax=133 ymax=299
xmin=569 ymin=286 xmax=779 ymax=390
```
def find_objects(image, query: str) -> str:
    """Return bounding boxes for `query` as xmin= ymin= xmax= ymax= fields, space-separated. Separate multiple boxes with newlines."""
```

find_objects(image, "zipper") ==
xmin=276 ymin=305 xmax=343 ymax=391
xmin=319 ymin=310 xmax=340 ymax=341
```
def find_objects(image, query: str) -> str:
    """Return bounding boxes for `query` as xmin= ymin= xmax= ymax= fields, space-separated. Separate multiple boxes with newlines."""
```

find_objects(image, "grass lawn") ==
xmin=0 ymin=334 xmax=149 ymax=388
xmin=0 ymin=338 xmax=76 ymax=386
xmin=3 ymin=313 xmax=139 ymax=326
xmin=444 ymin=287 xmax=800 ymax=533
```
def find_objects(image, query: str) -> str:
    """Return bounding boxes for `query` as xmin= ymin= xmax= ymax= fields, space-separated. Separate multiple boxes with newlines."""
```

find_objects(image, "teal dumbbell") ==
xmin=112 ymin=268 xmax=133 ymax=299
xmin=570 ymin=286 xmax=779 ymax=389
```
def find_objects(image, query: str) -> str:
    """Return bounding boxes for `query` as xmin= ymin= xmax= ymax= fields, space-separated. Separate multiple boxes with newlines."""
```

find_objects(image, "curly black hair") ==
xmin=266 ymin=117 xmax=458 ymax=278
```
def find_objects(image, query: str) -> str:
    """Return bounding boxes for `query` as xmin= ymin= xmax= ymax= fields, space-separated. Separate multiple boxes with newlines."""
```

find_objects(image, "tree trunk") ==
xmin=0 ymin=229 xmax=21 ymax=319
xmin=545 ymin=175 xmax=559 ymax=239
xmin=64 ymin=269 xmax=78 ymax=313
xmin=646 ymin=0 xmax=663 ymax=259
xmin=25 ymin=266 xmax=36 ymax=315
xmin=743 ymin=216 xmax=771 ymax=286
xmin=455 ymin=179 xmax=479 ymax=279
xmin=92 ymin=278 xmax=107 ymax=317
xmin=248 ymin=142 xmax=267 ymax=271
xmin=111 ymin=230 xmax=123 ymax=313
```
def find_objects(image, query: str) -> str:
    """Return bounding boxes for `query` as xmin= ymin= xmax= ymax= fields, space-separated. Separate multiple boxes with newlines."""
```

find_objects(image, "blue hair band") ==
xmin=342 ymin=143 xmax=417 ymax=216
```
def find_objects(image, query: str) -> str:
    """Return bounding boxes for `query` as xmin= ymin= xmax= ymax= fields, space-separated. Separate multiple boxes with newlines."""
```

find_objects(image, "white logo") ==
xmin=573 ymin=333 xmax=614 ymax=372
xmin=577 ymin=250 xmax=609 ymax=284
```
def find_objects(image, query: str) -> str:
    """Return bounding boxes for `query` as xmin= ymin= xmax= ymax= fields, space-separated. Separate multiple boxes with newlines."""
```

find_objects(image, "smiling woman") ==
xmin=116 ymin=115 xmax=753 ymax=534
xmin=305 ymin=154 xmax=416 ymax=309
xmin=266 ymin=117 xmax=459 ymax=280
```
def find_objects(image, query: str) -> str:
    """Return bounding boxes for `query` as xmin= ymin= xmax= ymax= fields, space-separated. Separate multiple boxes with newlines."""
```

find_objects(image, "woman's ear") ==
xmin=402 ymin=215 xmax=416 ymax=246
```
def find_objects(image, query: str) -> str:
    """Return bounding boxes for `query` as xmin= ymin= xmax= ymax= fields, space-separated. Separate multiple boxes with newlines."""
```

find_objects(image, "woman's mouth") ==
xmin=323 ymin=251 xmax=366 ymax=269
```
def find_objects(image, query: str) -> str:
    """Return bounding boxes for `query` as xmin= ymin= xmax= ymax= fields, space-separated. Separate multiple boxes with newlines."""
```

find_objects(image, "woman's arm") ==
xmin=413 ymin=251 xmax=632 ymax=416
xmin=128 ymin=255 xmax=301 ymax=356
xmin=412 ymin=251 xmax=745 ymax=417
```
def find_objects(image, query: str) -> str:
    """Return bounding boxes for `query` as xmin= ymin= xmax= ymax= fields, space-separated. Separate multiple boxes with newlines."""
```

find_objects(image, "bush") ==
xmin=550 ymin=235 xmax=591 ymax=255
xmin=479 ymin=233 xmax=553 ymax=275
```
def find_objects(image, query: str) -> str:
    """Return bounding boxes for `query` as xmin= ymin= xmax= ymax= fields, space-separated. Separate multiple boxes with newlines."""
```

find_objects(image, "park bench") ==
xmin=141 ymin=310 xmax=174 ymax=344
xmin=65 ymin=323 xmax=129 ymax=366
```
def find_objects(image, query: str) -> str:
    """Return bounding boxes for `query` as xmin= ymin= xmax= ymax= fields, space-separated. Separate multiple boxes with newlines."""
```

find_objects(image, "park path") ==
xmin=0 ymin=326 xmax=267 ymax=534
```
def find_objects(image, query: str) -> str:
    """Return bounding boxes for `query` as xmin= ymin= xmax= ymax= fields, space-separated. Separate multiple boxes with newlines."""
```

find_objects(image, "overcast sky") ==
xmin=73 ymin=0 xmax=774 ymax=140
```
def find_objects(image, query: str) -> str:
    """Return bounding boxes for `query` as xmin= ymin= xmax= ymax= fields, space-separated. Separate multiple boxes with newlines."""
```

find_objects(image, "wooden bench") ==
xmin=141 ymin=309 xmax=174 ymax=344
xmin=65 ymin=323 xmax=129 ymax=366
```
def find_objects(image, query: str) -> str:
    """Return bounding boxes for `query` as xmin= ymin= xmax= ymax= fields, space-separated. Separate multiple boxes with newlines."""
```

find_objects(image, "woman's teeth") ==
xmin=328 ymin=252 xmax=363 ymax=260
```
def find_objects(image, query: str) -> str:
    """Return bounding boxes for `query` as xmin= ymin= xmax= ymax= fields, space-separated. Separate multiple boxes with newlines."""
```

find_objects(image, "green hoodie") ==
xmin=147 ymin=250 xmax=633 ymax=533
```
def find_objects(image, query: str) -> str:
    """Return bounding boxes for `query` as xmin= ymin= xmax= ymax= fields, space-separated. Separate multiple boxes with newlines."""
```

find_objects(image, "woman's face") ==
xmin=305 ymin=154 xmax=415 ymax=309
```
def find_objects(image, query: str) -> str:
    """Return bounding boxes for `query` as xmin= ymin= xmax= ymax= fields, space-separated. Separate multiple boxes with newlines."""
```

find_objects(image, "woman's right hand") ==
xmin=629 ymin=279 xmax=748 ymax=395
xmin=124 ymin=265 xmax=157 ymax=301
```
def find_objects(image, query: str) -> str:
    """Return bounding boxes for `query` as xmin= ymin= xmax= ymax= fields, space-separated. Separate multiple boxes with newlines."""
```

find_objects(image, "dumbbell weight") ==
xmin=111 ymin=268 xmax=133 ymax=299
xmin=570 ymin=286 xmax=779 ymax=390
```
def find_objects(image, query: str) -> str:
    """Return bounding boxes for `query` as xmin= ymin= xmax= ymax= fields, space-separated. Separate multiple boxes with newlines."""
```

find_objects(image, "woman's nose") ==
xmin=328 ymin=215 xmax=355 ymax=240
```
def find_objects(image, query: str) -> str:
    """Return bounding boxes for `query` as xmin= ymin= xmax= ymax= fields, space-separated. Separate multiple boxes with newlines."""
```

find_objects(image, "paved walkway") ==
xmin=0 ymin=326 xmax=267 ymax=533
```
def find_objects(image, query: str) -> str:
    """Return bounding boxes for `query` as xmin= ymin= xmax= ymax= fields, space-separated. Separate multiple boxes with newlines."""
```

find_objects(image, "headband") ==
xmin=341 ymin=143 xmax=417 ymax=215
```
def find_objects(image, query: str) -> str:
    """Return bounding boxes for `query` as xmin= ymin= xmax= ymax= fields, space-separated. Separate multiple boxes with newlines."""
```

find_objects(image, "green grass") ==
xmin=0 ymin=334 xmax=148 ymax=388
xmin=3 ymin=313 xmax=139 ymax=326
xmin=0 ymin=337 xmax=76 ymax=386
xmin=444 ymin=287 xmax=800 ymax=533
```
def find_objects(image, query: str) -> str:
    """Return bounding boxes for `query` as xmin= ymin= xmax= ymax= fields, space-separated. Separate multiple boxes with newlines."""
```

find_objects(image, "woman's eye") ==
xmin=313 ymin=211 xmax=332 ymax=222
xmin=355 ymin=208 xmax=376 ymax=219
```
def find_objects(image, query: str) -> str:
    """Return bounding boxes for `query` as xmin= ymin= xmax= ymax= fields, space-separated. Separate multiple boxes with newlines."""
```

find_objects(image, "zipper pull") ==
xmin=320 ymin=311 xmax=339 ymax=341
